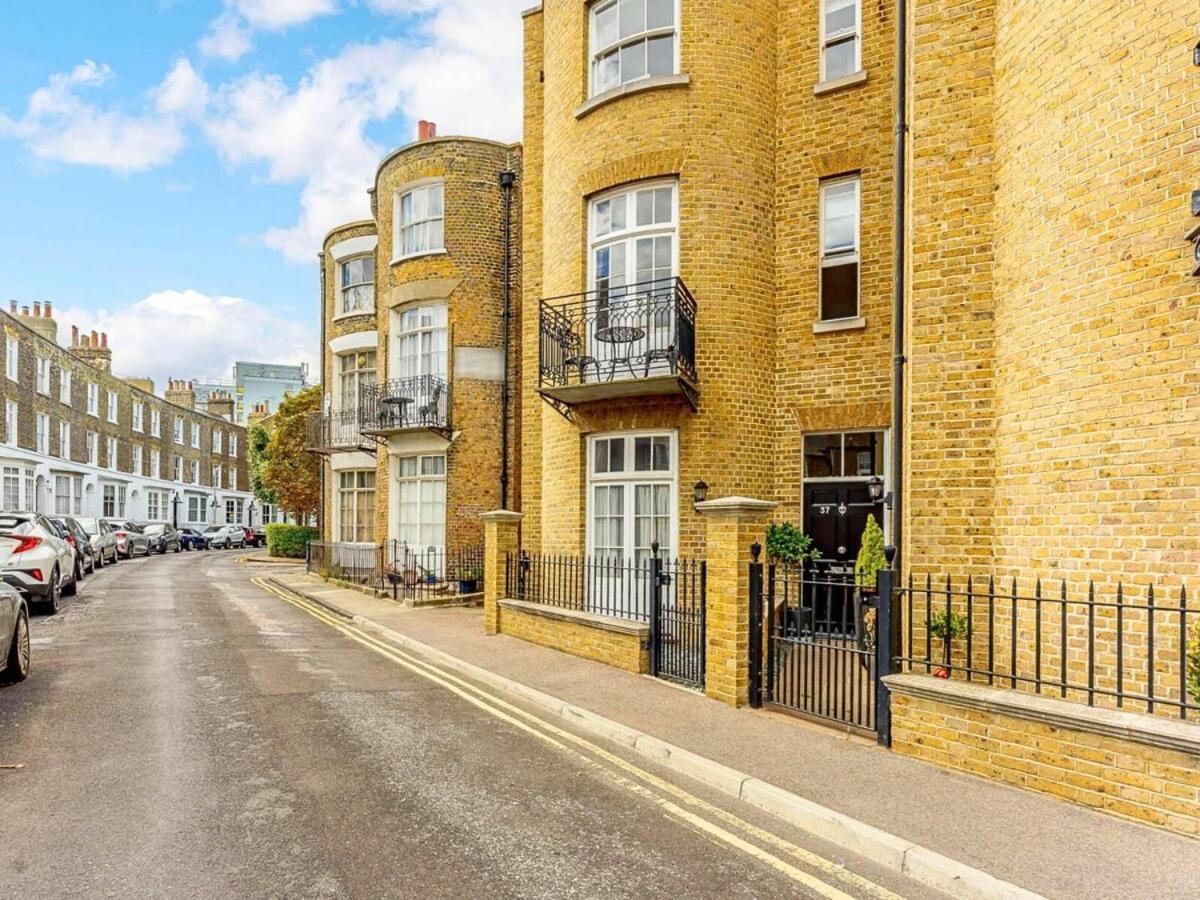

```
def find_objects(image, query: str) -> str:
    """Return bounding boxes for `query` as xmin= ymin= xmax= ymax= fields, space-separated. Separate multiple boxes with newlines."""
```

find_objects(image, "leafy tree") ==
xmin=854 ymin=514 xmax=887 ymax=590
xmin=261 ymin=386 xmax=321 ymax=519
xmin=248 ymin=422 xmax=278 ymax=506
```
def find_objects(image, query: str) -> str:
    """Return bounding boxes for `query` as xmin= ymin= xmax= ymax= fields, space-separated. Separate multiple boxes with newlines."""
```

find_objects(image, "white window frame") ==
xmin=818 ymin=174 xmax=861 ymax=323
xmin=150 ymin=449 xmax=161 ymax=480
xmin=229 ymin=434 xmax=238 ymax=458
xmin=106 ymin=437 xmax=118 ymax=471
xmin=391 ymin=305 xmax=447 ymax=382
xmin=59 ymin=368 xmax=72 ymax=405
xmin=58 ymin=421 xmax=70 ymax=460
xmin=212 ymin=464 xmax=222 ymax=490
xmin=337 ymin=469 xmax=377 ymax=544
xmin=174 ymin=416 xmax=184 ymax=444
xmin=589 ymin=0 xmax=680 ymax=98
xmin=87 ymin=383 xmax=99 ymax=417
xmin=393 ymin=182 xmax=445 ymax=262
xmin=86 ymin=431 xmax=98 ymax=466
xmin=54 ymin=474 xmax=82 ymax=516
xmin=5 ymin=337 xmax=17 ymax=382
xmin=819 ymin=0 xmax=862 ymax=83
xmin=340 ymin=254 xmax=376 ymax=315
xmin=587 ymin=179 xmax=679 ymax=292
xmin=147 ymin=489 xmax=166 ymax=521
xmin=174 ymin=456 xmax=183 ymax=482
xmin=35 ymin=356 xmax=50 ymax=395
xmin=106 ymin=389 xmax=118 ymax=424
xmin=131 ymin=444 xmax=143 ymax=476
xmin=212 ymin=429 xmax=222 ymax=453
xmin=4 ymin=401 xmax=16 ymax=446
xmin=150 ymin=408 xmax=161 ymax=437
xmin=187 ymin=495 xmax=206 ymax=524
xmin=336 ymin=349 xmax=377 ymax=413
xmin=585 ymin=430 xmax=679 ymax=566
xmin=102 ymin=483 xmax=127 ymax=519
xmin=191 ymin=422 xmax=200 ymax=449
xmin=190 ymin=460 xmax=199 ymax=485
xmin=393 ymin=455 xmax=445 ymax=549
xmin=132 ymin=401 xmax=144 ymax=433
xmin=35 ymin=413 xmax=50 ymax=456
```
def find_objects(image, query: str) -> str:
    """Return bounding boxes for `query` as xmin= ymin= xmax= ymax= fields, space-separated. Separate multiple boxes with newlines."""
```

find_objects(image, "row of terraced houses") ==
xmin=308 ymin=1 xmax=1200 ymax=836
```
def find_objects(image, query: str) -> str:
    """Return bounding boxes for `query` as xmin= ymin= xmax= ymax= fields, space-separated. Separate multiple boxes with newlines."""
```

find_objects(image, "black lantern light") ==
xmin=1194 ymin=40 xmax=1200 ymax=67
xmin=693 ymin=480 xmax=709 ymax=507
xmin=867 ymin=475 xmax=886 ymax=503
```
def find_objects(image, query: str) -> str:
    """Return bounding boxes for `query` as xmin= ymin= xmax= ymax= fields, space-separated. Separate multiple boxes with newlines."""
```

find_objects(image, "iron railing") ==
xmin=306 ymin=410 xmax=366 ymax=451
xmin=897 ymin=575 xmax=1200 ymax=719
xmin=306 ymin=539 xmax=483 ymax=602
xmin=359 ymin=375 xmax=450 ymax=433
xmin=539 ymin=277 xmax=697 ymax=390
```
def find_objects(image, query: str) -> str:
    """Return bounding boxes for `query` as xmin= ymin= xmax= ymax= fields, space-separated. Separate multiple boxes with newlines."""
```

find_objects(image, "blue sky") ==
xmin=0 ymin=0 xmax=525 ymax=390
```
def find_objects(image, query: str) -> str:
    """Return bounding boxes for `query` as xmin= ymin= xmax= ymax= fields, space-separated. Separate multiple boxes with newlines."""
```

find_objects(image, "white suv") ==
xmin=203 ymin=525 xmax=246 ymax=550
xmin=0 ymin=512 xmax=77 ymax=614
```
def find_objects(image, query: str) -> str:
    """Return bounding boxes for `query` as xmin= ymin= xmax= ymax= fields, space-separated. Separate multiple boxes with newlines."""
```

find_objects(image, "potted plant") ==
xmin=852 ymin=515 xmax=888 ymax=651
xmin=457 ymin=565 xmax=483 ymax=595
xmin=928 ymin=609 xmax=969 ymax=678
xmin=765 ymin=522 xmax=820 ymax=567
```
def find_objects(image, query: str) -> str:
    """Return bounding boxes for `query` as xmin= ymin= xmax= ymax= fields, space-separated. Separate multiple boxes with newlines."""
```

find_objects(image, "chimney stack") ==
xmin=418 ymin=120 xmax=437 ymax=141
xmin=207 ymin=390 xmax=236 ymax=422
xmin=71 ymin=324 xmax=113 ymax=373
xmin=166 ymin=379 xmax=196 ymax=411
xmin=17 ymin=300 xmax=58 ymax=343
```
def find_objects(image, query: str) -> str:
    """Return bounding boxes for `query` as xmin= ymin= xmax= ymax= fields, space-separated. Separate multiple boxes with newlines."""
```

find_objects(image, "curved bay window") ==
xmin=338 ymin=350 xmax=376 ymax=411
xmin=590 ymin=0 xmax=678 ymax=96
xmin=340 ymin=255 xmax=375 ymax=315
xmin=395 ymin=455 xmax=445 ymax=550
xmin=337 ymin=470 xmax=376 ymax=543
xmin=393 ymin=304 xmax=447 ymax=380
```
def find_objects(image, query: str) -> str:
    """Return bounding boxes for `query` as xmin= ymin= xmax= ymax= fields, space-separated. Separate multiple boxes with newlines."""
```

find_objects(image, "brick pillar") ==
xmin=696 ymin=497 xmax=777 ymax=707
xmin=482 ymin=510 xmax=522 ymax=635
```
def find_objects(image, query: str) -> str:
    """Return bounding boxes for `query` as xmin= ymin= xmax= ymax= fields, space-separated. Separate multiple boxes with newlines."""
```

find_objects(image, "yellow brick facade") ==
xmin=496 ymin=602 xmax=649 ymax=675
xmin=316 ymin=136 xmax=522 ymax=558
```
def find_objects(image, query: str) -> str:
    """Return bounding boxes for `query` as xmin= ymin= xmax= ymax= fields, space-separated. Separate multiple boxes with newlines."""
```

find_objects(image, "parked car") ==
xmin=0 ymin=582 xmax=29 ymax=684
xmin=178 ymin=527 xmax=210 ymax=551
xmin=0 ymin=512 xmax=77 ymax=613
xmin=50 ymin=515 xmax=95 ymax=579
xmin=243 ymin=526 xmax=266 ymax=548
xmin=104 ymin=519 xmax=150 ymax=559
xmin=143 ymin=523 xmax=182 ymax=554
xmin=78 ymin=517 xmax=119 ymax=567
xmin=203 ymin=525 xmax=246 ymax=550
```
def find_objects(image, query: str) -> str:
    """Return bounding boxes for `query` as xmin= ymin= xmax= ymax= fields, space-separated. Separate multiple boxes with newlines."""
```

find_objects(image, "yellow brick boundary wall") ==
xmin=885 ymin=674 xmax=1200 ymax=838
xmin=497 ymin=599 xmax=649 ymax=675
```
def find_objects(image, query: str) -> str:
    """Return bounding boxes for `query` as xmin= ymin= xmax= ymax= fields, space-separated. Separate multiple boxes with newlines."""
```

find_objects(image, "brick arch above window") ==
xmin=811 ymin=149 xmax=869 ymax=180
xmin=577 ymin=149 xmax=686 ymax=200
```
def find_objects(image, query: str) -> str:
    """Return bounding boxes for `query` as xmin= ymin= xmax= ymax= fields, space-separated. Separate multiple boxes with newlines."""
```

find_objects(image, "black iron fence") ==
xmin=897 ymin=575 xmax=1200 ymax=720
xmin=539 ymin=277 xmax=698 ymax=390
xmin=360 ymin=375 xmax=450 ymax=433
xmin=505 ymin=548 xmax=707 ymax=690
xmin=306 ymin=410 xmax=365 ymax=452
xmin=307 ymin=540 xmax=483 ymax=603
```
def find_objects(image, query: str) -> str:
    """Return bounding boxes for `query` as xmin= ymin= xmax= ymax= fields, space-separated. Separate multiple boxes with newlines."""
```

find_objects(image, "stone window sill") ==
xmin=391 ymin=249 xmax=448 ymax=267
xmin=813 ymin=316 xmax=866 ymax=334
xmin=332 ymin=309 xmax=377 ymax=324
xmin=575 ymin=73 xmax=691 ymax=120
xmin=813 ymin=70 xmax=869 ymax=97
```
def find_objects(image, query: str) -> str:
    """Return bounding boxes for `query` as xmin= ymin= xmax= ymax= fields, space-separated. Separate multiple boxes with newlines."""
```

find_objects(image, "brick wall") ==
xmin=497 ymin=599 xmax=649 ymax=675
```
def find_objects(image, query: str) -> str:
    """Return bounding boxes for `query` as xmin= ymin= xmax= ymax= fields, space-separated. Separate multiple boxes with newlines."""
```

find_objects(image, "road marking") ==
xmin=252 ymin=577 xmax=909 ymax=900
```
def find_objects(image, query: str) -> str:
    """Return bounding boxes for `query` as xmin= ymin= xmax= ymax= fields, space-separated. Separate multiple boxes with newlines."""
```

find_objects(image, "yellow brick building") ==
xmin=520 ymin=0 xmax=898 ymax=566
xmin=313 ymin=130 xmax=522 ymax=568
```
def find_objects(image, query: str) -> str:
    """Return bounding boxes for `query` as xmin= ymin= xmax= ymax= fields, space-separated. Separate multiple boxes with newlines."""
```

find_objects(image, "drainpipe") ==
xmin=318 ymin=251 xmax=326 ymax=538
xmin=499 ymin=169 xmax=516 ymax=511
xmin=890 ymin=0 xmax=909 ymax=568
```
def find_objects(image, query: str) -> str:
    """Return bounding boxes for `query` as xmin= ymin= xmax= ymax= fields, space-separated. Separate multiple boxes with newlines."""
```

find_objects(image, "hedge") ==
xmin=266 ymin=523 xmax=318 ymax=559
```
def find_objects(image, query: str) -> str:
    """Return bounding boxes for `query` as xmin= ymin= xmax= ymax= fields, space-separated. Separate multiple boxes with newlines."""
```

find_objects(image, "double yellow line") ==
xmin=252 ymin=577 xmax=908 ymax=900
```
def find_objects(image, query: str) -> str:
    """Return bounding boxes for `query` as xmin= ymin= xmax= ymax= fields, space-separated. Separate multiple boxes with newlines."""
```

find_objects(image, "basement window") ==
xmin=590 ymin=0 xmax=678 ymax=97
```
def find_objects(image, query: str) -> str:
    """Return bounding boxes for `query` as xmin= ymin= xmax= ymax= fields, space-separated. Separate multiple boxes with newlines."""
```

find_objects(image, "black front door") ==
xmin=804 ymin=482 xmax=883 ymax=572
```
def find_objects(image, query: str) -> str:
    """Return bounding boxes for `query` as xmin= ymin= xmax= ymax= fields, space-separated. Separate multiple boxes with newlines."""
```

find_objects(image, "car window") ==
xmin=0 ymin=517 xmax=32 ymax=535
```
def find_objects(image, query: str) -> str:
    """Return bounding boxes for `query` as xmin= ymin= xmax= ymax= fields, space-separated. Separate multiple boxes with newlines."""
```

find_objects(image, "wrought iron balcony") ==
xmin=538 ymin=277 xmax=697 ymax=411
xmin=306 ymin=410 xmax=371 ymax=454
xmin=359 ymin=375 xmax=451 ymax=436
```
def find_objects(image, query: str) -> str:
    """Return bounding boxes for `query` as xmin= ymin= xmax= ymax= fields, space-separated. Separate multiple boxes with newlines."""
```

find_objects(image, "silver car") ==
xmin=0 ymin=581 xmax=29 ymax=684
xmin=0 ymin=512 xmax=77 ymax=614
xmin=78 ymin=517 xmax=119 ymax=567
xmin=203 ymin=525 xmax=246 ymax=550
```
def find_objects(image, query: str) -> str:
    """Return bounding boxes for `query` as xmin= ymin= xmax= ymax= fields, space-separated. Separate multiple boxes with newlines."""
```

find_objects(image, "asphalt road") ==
xmin=0 ymin=551 xmax=943 ymax=899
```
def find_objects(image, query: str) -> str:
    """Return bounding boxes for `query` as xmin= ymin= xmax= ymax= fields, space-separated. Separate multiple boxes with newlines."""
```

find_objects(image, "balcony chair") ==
xmin=418 ymin=382 xmax=444 ymax=426
xmin=559 ymin=329 xmax=598 ymax=385
xmin=642 ymin=344 xmax=677 ymax=377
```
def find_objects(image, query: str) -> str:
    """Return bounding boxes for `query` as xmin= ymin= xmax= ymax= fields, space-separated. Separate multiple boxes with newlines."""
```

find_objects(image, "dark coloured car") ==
xmin=0 ymin=581 xmax=29 ymax=684
xmin=243 ymin=526 xmax=266 ymax=548
xmin=50 ymin=515 xmax=95 ymax=579
xmin=179 ymin=527 xmax=209 ymax=551
xmin=143 ymin=523 xmax=181 ymax=554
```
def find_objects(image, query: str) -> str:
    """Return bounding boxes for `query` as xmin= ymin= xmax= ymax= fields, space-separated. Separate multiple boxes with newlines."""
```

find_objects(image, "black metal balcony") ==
xmin=306 ymin=410 xmax=371 ymax=454
xmin=359 ymin=375 xmax=451 ymax=436
xmin=538 ymin=277 xmax=697 ymax=411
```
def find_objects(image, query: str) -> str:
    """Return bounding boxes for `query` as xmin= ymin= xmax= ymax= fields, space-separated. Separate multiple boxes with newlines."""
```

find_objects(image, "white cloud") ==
xmin=199 ymin=0 xmax=337 ymax=62
xmin=57 ymin=290 xmax=317 ymax=389
xmin=203 ymin=1 xmax=526 ymax=262
xmin=0 ymin=59 xmax=206 ymax=173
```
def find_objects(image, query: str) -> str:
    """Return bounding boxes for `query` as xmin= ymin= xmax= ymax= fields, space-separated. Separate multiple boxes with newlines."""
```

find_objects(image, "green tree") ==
xmin=262 ymin=386 xmax=321 ymax=520
xmin=248 ymin=422 xmax=278 ymax=506
xmin=854 ymin=514 xmax=887 ymax=590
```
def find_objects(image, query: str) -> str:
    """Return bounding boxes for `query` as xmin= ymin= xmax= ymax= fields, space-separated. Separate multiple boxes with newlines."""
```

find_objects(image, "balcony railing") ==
xmin=538 ymin=277 xmax=697 ymax=409
xmin=359 ymin=375 xmax=451 ymax=435
xmin=306 ymin=410 xmax=368 ymax=453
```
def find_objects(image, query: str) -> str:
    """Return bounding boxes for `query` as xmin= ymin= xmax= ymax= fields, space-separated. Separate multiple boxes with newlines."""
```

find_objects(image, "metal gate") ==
xmin=650 ymin=555 xmax=706 ymax=691
xmin=749 ymin=545 xmax=897 ymax=743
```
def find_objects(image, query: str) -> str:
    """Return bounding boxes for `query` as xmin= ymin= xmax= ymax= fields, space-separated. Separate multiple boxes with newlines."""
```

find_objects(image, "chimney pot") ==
xmin=8 ymin=301 xmax=15 ymax=314
xmin=90 ymin=330 xmax=98 ymax=346
xmin=32 ymin=302 xmax=40 ymax=317
xmin=418 ymin=120 xmax=437 ymax=141
xmin=101 ymin=332 xmax=108 ymax=349
xmin=43 ymin=302 xmax=51 ymax=318
xmin=21 ymin=306 xmax=29 ymax=316
xmin=71 ymin=325 xmax=79 ymax=345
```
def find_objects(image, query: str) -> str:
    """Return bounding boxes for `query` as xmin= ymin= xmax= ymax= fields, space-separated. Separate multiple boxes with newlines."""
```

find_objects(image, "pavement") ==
xmin=263 ymin=566 xmax=1200 ymax=900
xmin=0 ymin=551 xmax=947 ymax=899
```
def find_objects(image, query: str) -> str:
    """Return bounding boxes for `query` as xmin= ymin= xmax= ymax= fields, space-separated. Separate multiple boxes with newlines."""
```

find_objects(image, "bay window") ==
xmin=337 ymin=470 xmax=376 ymax=543
xmin=821 ymin=0 xmax=861 ymax=82
xmin=819 ymin=175 xmax=861 ymax=322
xmin=337 ymin=350 xmax=377 ymax=411
xmin=394 ymin=455 xmax=445 ymax=549
xmin=590 ymin=0 xmax=678 ymax=96
xmin=340 ymin=255 xmax=375 ymax=314
xmin=587 ymin=432 xmax=677 ymax=566
xmin=393 ymin=305 xmax=447 ymax=381
xmin=395 ymin=183 xmax=444 ymax=260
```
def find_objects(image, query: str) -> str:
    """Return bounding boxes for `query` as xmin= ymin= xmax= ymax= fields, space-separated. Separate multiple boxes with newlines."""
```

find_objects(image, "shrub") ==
xmin=928 ymin=609 xmax=969 ymax=642
xmin=854 ymin=514 xmax=887 ymax=591
xmin=266 ymin=523 xmax=318 ymax=559
xmin=1188 ymin=621 xmax=1200 ymax=706
xmin=765 ymin=522 xmax=819 ymax=566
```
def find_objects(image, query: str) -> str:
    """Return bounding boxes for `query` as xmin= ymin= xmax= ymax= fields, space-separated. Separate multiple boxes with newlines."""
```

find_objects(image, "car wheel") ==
xmin=64 ymin=566 xmax=78 ymax=597
xmin=42 ymin=569 xmax=60 ymax=615
xmin=95 ymin=552 xmax=104 ymax=570
xmin=3 ymin=608 xmax=30 ymax=683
